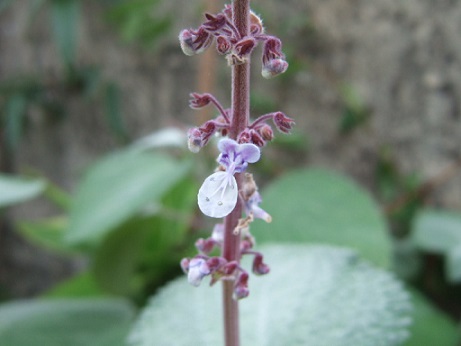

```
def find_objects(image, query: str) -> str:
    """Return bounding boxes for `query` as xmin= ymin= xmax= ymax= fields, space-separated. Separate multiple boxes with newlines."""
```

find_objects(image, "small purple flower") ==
xmin=198 ymin=138 xmax=260 ymax=218
xmin=244 ymin=191 xmax=272 ymax=223
xmin=187 ymin=258 xmax=211 ymax=287
xmin=217 ymin=138 xmax=260 ymax=173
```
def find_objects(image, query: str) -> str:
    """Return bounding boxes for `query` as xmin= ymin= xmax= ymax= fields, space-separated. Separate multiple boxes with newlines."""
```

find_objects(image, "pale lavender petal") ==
xmin=187 ymin=258 xmax=211 ymax=287
xmin=239 ymin=143 xmax=260 ymax=163
xmin=217 ymin=138 xmax=239 ymax=155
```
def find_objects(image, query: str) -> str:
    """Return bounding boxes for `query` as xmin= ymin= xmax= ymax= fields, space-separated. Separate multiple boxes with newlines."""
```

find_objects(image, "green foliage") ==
xmin=50 ymin=0 xmax=80 ymax=67
xmin=405 ymin=288 xmax=460 ymax=346
xmin=412 ymin=209 xmax=461 ymax=283
xmin=129 ymin=245 xmax=411 ymax=346
xmin=107 ymin=0 xmax=172 ymax=47
xmin=44 ymin=272 xmax=105 ymax=298
xmin=66 ymin=150 xmax=191 ymax=246
xmin=0 ymin=175 xmax=45 ymax=208
xmin=339 ymin=84 xmax=370 ymax=133
xmin=17 ymin=217 xmax=70 ymax=254
xmin=251 ymin=168 xmax=392 ymax=267
xmin=0 ymin=298 xmax=135 ymax=346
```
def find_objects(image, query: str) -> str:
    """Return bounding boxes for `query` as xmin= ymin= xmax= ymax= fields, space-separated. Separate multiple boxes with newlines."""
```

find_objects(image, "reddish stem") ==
xmin=222 ymin=1 xmax=250 ymax=346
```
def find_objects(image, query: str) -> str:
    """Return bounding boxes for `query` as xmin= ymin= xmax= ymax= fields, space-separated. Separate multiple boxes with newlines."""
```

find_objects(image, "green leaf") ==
xmin=66 ymin=151 xmax=190 ymax=246
xmin=412 ymin=209 xmax=461 ymax=282
xmin=50 ymin=0 xmax=79 ymax=66
xmin=0 ymin=175 xmax=45 ymax=208
xmin=252 ymin=169 xmax=391 ymax=267
xmin=129 ymin=245 xmax=411 ymax=346
xmin=92 ymin=217 xmax=151 ymax=296
xmin=17 ymin=217 xmax=72 ymax=254
xmin=0 ymin=298 xmax=135 ymax=346
xmin=92 ymin=178 xmax=197 ymax=295
xmin=404 ymin=288 xmax=460 ymax=346
xmin=44 ymin=271 xmax=105 ymax=298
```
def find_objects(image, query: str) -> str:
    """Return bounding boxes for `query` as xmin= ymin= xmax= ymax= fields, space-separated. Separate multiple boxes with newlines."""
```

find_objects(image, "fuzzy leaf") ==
xmin=66 ymin=151 xmax=190 ymax=246
xmin=252 ymin=169 xmax=391 ymax=267
xmin=129 ymin=245 xmax=411 ymax=346
xmin=0 ymin=175 xmax=45 ymax=208
xmin=0 ymin=298 xmax=135 ymax=346
xmin=404 ymin=288 xmax=460 ymax=346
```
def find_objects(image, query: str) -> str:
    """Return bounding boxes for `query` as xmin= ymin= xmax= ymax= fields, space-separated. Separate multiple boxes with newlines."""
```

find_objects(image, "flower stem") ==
xmin=222 ymin=1 xmax=250 ymax=346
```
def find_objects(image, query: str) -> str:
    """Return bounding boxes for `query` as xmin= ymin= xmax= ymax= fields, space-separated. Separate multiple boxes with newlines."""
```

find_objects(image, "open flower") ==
xmin=198 ymin=138 xmax=260 ymax=218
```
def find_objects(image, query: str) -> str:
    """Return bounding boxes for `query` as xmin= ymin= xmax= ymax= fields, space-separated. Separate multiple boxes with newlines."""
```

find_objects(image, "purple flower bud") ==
xmin=234 ymin=37 xmax=257 ymax=58
xmin=249 ymin=129 xmax=265 ymax=147
xmin=187 ymin=127 xmax=202 ymax=153
xmin=203 ymin=13 xmax=227 ymax=32
xmin=206 ymin=257 xmax=227 ymax=272
xmin=234 ymin=272 xmax=249 ymax=300
xmin=216 ymin=36 xmax=232 ymax=55
xmin=252 ymin=254 xmax=270 ymax=275
xmin=237 ymin=129 xmax=252 ymax=144
xmin=189 ymin=93 xmax=211 ymax=109
xmin=262 ymin=37 xmax=284 ymax=64
xmin=222 ymin=261 xmax=238 ymax=275
xmin=195 ymin=238 xmax=216 ymax=254
xmin=187 ymin=258 xmax=211 ymax=287
xmin=180 ymin=258 xmax=190 ymax=274
xmin=258 ymin=124 xmax=274 ymax=141
xmin=262 ymin=58 xmax=289 ymax=79
xmin=179 ymin=28 xmax=213 ymax=56
xmin=222 ymin=4 xmax=232 ymax=20
xmin=250 ymin=11 xmax=264 ymax=35
xmin=273 ymin=112 xmax=295 ymax=133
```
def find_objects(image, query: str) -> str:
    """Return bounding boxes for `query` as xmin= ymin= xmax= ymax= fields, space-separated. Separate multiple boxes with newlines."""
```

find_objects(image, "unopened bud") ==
xmin=250 ymin=10 xmax=265 ymax=35
xmin=216 ymin=36 xmax=232 ymax=55
xmin=252 ymin=254 xmax=270 ymax=275
xmin=258 ymin=124 xmax=274 ymax=141
xmin=249 ymin=129 xmax=265 ymax=147
xmin=273 ymin=112 xmax=295 ymax=133
xmin=187 ymin=128 xmax=202 ymax=153
xmin=189 ymin=93 xmax=211 ymax=109
xmin=203 ymin=13 xmax=227 ymax=32
xmin=262 ymin=58 xmax=289 ymax=79
xmin=234 ymin=272 xmax=250 ymax=300
xmin=179 ymin=28 xmax=212 ymax=56
xmin=234 ymin=37 xmax=256 ymax=58
xmin=195 ymin=238 xmax=215 ymax=254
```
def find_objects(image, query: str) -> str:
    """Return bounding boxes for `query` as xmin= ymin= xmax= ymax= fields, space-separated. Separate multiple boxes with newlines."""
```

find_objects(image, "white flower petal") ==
xmin=198 ymin=171 xmax=238 ymax=218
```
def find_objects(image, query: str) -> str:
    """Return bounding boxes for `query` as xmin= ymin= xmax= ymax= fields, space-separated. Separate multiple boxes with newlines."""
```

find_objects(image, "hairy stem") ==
xmin=222 ymin=1 xmax=250 ymax=346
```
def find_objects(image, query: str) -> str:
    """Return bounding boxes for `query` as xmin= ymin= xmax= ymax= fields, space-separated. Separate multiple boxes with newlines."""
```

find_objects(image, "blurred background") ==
xmin=1 ymin=0 xmax=461 ymax=344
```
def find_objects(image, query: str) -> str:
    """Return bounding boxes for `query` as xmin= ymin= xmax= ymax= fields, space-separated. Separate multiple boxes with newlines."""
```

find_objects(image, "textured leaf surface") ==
xmin=252 ymin=169 xmax=391 ymax=267
xmin=0 ymin=175 xmax=45 ymax=208
xmin=0 ymin=298 xmax=135 ymax=346
xmin=129 ymin=245 xmax=411 ymax=346
xmin=413 ymin=209 xmax=461 ymax=282
xmin=66 ymin=151 xmax=189 ymax=245
xmin=404 ymin=288 xmax=460 ymax=346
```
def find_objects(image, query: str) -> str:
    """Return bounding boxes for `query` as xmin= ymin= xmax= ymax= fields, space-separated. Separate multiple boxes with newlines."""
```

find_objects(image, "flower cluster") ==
xmin=179 ymin=4 xmax=288 ymax=76
xmin=187 ymin=93 xmax=294 ymax=153
xmin=181 ymin=195 xmax=270 ymax=299
xmin=179 ymin=3 xmax=294 ymax=300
